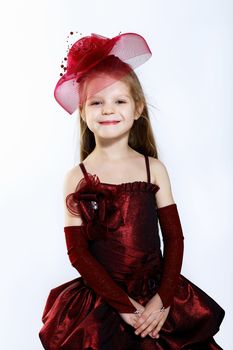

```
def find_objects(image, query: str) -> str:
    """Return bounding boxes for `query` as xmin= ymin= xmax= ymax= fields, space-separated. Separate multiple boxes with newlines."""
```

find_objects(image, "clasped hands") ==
xmin=119 ymin=293 xmax=170 ymax=339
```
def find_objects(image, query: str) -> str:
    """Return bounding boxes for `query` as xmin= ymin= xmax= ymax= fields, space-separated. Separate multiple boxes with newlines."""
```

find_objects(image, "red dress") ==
xmin=39 ymin=155 xmax=225 ymax=349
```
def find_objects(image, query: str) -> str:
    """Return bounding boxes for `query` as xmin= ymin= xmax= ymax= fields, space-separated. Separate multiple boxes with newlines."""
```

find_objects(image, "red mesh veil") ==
xmin=77 ymin=55 xmax=133 ymax=106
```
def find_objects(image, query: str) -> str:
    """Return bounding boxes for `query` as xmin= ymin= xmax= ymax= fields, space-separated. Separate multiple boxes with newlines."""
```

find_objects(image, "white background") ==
xmin=0 ymin=0 xmax=232 ymax=349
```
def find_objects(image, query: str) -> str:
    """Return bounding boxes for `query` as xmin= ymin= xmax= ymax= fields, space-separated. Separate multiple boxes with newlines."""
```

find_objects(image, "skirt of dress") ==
xmin=38 ymin=273 xmax=225 ymax=350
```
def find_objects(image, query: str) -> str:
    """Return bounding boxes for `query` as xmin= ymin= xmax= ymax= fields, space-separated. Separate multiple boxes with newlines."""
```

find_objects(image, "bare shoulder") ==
xmin=63 ymin=165 xmax=84 ymax=226
xmin=149 ymin=157 xmax=176 ymax=208
xmin=149 ymin=157 xmax=169 ymax=184
xmin=63 ymin=165 xmax=83 ymax=198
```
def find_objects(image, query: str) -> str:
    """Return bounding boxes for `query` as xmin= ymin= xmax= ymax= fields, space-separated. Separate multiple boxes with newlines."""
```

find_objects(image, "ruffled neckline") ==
xmin=78 ymin=160 xmax=160 ymax=194
xmin=99 ymin=180 xmax=160 ymax=193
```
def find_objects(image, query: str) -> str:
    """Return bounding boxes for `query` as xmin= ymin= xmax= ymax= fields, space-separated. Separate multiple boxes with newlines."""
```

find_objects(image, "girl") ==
xmin=39 ymin=32 xmax=225 ymax=349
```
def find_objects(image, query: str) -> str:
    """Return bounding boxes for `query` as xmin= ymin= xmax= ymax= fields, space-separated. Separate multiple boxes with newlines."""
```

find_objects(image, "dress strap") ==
xmin=144 ymin=155 xmax=151 ymax=183
xmin=79 ymin=162 xmax=90 ymax=183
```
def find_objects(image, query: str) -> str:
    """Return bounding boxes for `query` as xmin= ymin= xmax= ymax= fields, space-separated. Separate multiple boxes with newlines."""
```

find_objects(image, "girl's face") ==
xmin=82 ymin=75 xmax=141 ymax=140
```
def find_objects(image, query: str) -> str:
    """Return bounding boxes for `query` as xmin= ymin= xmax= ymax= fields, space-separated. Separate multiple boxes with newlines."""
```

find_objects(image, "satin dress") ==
xmin=39 ymin=155 xmax=225 ymax=350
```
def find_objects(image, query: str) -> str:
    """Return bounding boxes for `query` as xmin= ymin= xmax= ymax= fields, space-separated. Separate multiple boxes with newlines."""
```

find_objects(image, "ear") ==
xmin=80 ymin=111 xmax=86 ymax=123
xmin=135 ymin=102 xmax=144 ymax=120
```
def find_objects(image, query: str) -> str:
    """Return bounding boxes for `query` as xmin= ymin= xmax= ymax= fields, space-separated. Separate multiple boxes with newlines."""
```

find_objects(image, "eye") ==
xmin=90 ymin=101 xmax=101 ymax=105
xmin=116 ymin=100 xmax=126 ymax=104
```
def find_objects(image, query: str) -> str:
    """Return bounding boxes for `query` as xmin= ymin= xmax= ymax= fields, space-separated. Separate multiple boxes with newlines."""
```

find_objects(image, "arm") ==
xmin=151 ymin=159 xmax=185 ymax=309
xmin=156 ymin=203 xmax=184 ymax=308
xmin=63 ymin=167 xmax=137 ymax=314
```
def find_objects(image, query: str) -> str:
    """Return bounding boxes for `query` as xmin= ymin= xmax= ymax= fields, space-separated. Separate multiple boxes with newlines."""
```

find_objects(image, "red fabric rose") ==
xmin=66 ymin=173 xmax=124 ymax=240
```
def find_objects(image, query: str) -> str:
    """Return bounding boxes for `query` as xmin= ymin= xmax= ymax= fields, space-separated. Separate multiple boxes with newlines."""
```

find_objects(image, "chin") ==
xmin=95 ymin=129 xmax=129 ymax=139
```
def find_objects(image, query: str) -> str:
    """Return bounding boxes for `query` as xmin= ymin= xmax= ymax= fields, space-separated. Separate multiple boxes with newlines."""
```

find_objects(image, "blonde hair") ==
xmin=75 ymin=55 xmax=159 ymax=162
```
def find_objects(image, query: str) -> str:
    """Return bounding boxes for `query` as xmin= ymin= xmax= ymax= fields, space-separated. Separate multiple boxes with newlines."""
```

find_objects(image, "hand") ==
xmin=119 ymin=297 xmax=160 ymax=339
xmin=133 ymin=293 xmax=170 ymax=339
xmin=118 ymin=297 xmax=144 ymax=328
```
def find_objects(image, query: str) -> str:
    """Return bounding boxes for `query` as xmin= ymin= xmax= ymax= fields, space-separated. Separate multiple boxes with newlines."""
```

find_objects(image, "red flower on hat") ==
xmin=67 ymin=34 xmax=115 ymax=76
xmin=66 ymin=172 xmax=124 ymax=240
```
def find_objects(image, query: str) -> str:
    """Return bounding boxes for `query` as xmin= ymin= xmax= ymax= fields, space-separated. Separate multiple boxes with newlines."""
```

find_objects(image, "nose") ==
xmin=102 ymin=102 xmax=114 ymax=115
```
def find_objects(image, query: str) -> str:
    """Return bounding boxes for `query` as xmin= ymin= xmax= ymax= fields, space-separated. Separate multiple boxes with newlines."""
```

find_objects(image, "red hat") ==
xmin=54 ymin=32 xmax=152 ymax=115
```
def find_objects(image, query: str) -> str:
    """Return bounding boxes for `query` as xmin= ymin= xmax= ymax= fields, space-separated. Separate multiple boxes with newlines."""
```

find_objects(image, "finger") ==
xmin=131 ymin=314 xmax=140 ymax=325
xmin=135 ymin=309 xmax=165 ymax=336
xmin=132 ymin=312 xmax=142 ymax=326
xmin=141 ymin=318 xmax=165 ymax=338
xmin=134 ymin=308 xmax=162 ymax=328
xmin=149 ymin=331 xmax=159 ymax=339
xmin=145 ymin=315 xmax=165 ymax=338
xmin=151 ymin=318 xmax=165 ymax=337
xmin=134 ymin=312 xmax=148 ymax=328
xmin=135 ymin=313 xmax=160 ymax=336
xmin=133 ymin=315 xmax=140 ymax=324
xmin=134 ymin=305 xmax=166 ymax=333
xmin=149 ymin=309 xmax=168 ymax=338
xmin=134 ymin=312 xmax=153 ymax=329
xmin=140 ymin=318 xmax=161 ymax=338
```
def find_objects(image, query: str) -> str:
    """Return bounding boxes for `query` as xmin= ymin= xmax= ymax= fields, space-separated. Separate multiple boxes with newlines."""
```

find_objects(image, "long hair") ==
xmin=75 ymin=55 xmax=159 ymax=162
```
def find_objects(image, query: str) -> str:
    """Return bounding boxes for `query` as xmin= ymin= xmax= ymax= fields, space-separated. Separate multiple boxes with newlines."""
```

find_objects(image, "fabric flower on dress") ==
xmin=66 ymin=172 xmax=124 ymax=240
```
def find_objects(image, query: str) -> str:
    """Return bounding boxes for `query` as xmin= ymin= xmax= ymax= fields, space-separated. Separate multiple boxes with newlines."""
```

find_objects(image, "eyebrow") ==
xmin=118 ymin=95 xmax=131 ymax=99
xmin=88 ymin=94 xmax=131 ymax=100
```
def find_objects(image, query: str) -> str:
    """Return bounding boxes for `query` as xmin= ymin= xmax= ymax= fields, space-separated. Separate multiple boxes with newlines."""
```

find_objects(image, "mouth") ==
xmin=98 ymin=121 xmax=121 ymax=125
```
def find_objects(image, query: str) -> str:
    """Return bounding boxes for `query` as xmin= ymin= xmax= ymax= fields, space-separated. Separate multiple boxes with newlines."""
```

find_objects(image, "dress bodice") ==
xmin=73 ymin=155 xmax=163 ymax=292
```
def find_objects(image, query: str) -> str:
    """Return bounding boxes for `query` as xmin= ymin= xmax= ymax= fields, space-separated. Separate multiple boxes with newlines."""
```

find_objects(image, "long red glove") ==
xmin=64 ymin=225 xmax=138 ymax=314
xmin=156 ymin=203 xmax=184 ymax=309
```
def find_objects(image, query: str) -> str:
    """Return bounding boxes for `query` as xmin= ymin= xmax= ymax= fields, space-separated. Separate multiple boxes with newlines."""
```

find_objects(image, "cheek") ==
xmin=84 ymin=108 xmax=99 ymax=122
xmin=123 ymin=107 xmax=136 ymax=121
xmin=84 ymin=113 xmax=102 ymax=132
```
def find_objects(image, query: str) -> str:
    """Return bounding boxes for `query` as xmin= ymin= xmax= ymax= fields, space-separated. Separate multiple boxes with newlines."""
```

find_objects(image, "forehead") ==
xmin=85 ymin=75 xmax=131 ymax=100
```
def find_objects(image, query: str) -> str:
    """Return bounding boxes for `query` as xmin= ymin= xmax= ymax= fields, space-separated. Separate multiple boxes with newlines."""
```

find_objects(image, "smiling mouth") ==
xmin=99 ymin=121 xmax=121 ymax=125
